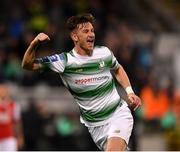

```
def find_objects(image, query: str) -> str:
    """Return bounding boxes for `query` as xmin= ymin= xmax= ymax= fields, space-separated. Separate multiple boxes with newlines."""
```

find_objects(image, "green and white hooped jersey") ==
xmin=36 ymin=46 xmax=124 ymax=126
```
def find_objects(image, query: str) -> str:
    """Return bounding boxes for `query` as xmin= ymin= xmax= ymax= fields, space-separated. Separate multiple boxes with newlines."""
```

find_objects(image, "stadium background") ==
xmin=0 ymin=0 xmax=180 ymax=150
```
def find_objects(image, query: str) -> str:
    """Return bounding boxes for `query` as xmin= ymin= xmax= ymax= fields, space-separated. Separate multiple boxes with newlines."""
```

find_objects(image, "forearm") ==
xmin=21 ymin=39 xmax=39 ymax=70
xmin=14 ymin=121 xmax=24 ymax=138
xmin=15 ymin=121 xmax=24 ymax=149
xmin=115 ymin=65 xmax=142 ymax=110
xmin=115 ymin=65 xmax=134 ymax=94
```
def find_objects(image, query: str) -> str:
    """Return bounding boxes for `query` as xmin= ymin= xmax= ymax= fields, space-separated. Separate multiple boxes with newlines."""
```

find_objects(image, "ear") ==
xmin=71 ymin=32 xmax=78 ymax=42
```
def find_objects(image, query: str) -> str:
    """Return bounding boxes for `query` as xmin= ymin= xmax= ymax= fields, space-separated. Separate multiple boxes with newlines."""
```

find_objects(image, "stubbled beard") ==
xmin=80 ymin=44 xmax=93 ymax=56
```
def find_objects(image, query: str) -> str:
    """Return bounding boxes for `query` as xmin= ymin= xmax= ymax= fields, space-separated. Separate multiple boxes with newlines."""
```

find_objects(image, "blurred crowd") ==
xmin=21 ymin=97 xmax=98 ymax=151
xmin=0 ymin=0 xmax=179 ymax=85
xmin=0 ymin=0 xmax=180 ymax=150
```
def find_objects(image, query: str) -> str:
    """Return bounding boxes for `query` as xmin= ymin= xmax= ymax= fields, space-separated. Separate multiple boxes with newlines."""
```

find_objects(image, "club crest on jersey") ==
xmin=99 ymin=60 xmax=105 ymax=69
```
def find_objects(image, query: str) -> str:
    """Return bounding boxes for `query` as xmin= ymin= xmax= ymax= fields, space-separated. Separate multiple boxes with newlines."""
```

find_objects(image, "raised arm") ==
xmin=21 ymin=33 xmax=50 ymax=71
xmin=115 ymin=65 xmax=142 ymax=110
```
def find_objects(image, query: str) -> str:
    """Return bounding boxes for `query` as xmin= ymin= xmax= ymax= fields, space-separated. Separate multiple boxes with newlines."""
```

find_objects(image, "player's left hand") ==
xmin=128 ymin=93 xmax=142 ymax=111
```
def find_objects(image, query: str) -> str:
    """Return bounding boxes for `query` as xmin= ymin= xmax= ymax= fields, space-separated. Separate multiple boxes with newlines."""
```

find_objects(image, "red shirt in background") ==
xmin=0 ymin=101 xmax=20 ymax=140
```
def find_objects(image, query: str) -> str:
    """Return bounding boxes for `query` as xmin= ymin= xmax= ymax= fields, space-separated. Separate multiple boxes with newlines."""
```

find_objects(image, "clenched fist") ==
xmin=127 ymin=93 xmax=142 ymax=111
xmin=33 ymin=33 xmax=50 ymax=44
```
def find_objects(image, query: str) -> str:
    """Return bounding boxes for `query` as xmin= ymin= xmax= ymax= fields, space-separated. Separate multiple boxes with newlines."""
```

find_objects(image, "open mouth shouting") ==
xmin=87 ymin=38 xmax=95 ymax=47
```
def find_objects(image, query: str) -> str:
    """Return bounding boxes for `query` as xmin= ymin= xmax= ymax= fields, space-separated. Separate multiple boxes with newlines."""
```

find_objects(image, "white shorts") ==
xmin=0 ymin=137 xmax=17 ymax=151
xmin=88 ymin=105 xmax=134 ymax=150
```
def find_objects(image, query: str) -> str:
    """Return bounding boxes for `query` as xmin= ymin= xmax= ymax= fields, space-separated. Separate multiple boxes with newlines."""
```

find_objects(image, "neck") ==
xmin=74 ymin=45 xmax=92 ymax=56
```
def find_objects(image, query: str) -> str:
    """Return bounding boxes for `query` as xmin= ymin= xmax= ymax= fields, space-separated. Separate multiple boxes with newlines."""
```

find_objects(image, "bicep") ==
xmin=35 ymin=54 xmax=66 ymax=73
xmin=114 ymin=65 xmax=126 ymax=83
xmin=22 ymin=62 xmax=43 ymax=71
xmin=32 ymin=63 xmax=43 ymax=71
xmin=114 ymin=65 xmax=122 ymax=76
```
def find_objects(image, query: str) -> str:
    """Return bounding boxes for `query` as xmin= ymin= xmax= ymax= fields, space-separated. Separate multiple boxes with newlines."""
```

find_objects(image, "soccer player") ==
xmin=0 ymin=83 xmax=24 ymax=151
xmin=22 ymin=13 xmax=141 ymax=151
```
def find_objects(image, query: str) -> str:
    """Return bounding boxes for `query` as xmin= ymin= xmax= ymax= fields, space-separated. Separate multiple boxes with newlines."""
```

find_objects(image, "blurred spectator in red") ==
xmin=0 ymin=83 xmax=24 ymax=151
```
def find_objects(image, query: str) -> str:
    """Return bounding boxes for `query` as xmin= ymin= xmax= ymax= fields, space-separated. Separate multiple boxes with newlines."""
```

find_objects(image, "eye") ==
xmin=83 ymin=29 xmax=89 ymax=33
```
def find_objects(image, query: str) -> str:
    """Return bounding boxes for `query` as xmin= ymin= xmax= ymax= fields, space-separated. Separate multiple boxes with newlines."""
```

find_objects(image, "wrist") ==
xmin=125 ymin=86 xmax=134 ymax=95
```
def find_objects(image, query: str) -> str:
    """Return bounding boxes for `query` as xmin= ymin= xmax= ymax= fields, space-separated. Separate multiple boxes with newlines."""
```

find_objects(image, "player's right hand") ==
xmin=127 ymin=93 xmax=142 ymax=111
xmin=34 ymin=33 xmax=50 ymax=43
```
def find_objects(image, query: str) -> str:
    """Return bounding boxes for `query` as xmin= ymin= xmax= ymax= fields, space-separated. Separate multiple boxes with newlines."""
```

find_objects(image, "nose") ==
xmin=89 ymin=31 xmax=95 ymax=38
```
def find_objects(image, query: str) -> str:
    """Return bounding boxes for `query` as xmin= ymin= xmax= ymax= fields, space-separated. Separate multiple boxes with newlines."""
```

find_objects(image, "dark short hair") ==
xmin=66 ymin=13 xmax=95 ymax=32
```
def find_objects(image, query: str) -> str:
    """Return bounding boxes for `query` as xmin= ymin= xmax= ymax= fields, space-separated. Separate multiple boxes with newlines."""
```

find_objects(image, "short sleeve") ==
xmin=104 ymin=47 xmax=120 ymax=70
xmin=111 ymin=52 xmax=120 ymax=70
xmin=35 ymin=53 xmax=67 ymax=73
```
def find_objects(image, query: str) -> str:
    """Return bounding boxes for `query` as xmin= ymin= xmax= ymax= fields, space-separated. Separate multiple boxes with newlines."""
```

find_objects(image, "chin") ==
xmin=89 ymin=46 xmax=94 ymax=51
xmin=89 ymin=47 xmax=94 ymax=51
xmin=86 ymin=48 xmax=93 ymax=56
